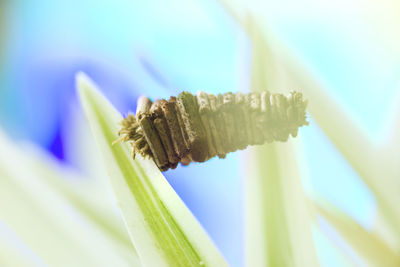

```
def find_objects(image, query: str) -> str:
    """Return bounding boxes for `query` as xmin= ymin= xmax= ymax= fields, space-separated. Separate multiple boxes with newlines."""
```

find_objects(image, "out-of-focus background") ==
xmin=0 ymin=0 xmax=399 ymax=266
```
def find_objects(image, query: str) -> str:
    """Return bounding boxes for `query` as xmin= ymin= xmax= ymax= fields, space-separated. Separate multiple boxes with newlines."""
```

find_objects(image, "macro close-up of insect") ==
xmin=117 ymin=90 xmax=309 ymax=171
xmin=2 ymin=0 xmax=399 ymax=266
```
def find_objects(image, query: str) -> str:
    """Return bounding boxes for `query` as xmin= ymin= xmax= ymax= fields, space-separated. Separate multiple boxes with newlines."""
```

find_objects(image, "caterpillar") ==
xmin=116 ymin=91 xmax=308 ymax=171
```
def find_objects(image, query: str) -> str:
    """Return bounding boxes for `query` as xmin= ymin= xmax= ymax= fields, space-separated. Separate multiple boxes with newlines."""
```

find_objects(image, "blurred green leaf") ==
xmin=244 ymin=141 xmax=319 ymax=267
xmin=19 ymin=142 xmax=133 ymax=249
xmin=255 ymin=24 xmax=400 ymax=244
xmin=0 ymin=131 xmax=139 ymax=267
xmin=238 ymin=17 xmax=320 ymax=267
xmin=220 ymin=0 xmax=400 ymax=259
xmin=313 ymin=198 xmax=400 ymax=267
xmin=77 ymin=72 xmax=227 ymax=267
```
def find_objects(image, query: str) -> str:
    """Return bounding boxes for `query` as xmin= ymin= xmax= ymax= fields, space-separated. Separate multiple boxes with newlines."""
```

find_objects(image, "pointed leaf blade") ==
xmin=77 ymin=72 xmax=227 ymax=267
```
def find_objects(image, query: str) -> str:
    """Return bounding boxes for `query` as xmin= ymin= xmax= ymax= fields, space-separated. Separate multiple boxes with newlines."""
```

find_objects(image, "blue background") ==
xmin=1 ymin=0 xmax=399 ymax=266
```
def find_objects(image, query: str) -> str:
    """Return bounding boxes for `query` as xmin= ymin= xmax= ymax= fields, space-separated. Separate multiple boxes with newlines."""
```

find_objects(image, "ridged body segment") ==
xmin=118 ymin=90 xmax=308 ymax=171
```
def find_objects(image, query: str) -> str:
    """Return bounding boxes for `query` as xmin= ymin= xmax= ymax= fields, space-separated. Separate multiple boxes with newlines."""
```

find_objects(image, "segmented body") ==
xmin=118 ymin=91 xmax=308 ymax=171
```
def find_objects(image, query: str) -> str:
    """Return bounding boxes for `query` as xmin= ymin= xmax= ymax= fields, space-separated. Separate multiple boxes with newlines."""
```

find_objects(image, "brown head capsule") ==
xmin=116 ymin=91 xmax=309 ymax=171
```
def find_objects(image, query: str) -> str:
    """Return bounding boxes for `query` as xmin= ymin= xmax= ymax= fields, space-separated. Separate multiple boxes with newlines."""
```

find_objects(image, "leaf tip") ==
xmin=75 ymin=71 xmax=98 ymax=99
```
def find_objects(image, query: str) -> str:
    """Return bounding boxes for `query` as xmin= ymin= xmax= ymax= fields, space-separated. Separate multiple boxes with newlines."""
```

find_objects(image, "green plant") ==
xmin=219 ymin=1 xmax=400 ymax=265
xmin=1 ymin=5 xmax=399 ymax=265
xmin=78 ymin=73 xmax=227 ymax=267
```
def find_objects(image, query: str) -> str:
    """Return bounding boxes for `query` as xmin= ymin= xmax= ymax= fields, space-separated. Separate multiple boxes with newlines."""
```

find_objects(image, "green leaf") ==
xmin=247 ymin=18 xmax=400 ymax=243
xmin=77 ymin=72 xmax=227 ymax=267
xmin=0 ymin=131 xmax=139 ymax=267
xmin=239 ymin=17 xmax=319 ymax=267
xmin=313 ymin=199 xmax=400 ymax=267
xmin=219 ymin=0 xmax=400 ymax=254
xmin=244 ymin=141 xmax=319 ymax=267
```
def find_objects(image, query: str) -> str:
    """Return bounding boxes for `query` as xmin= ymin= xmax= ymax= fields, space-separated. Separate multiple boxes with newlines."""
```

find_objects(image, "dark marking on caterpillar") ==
xmin=116 ymin=91 xmax=309 ymax=171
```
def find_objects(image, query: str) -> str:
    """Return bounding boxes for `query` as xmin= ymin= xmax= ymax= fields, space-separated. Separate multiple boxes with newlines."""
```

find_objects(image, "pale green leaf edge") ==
xmin=312 ymin=197 xmax=400 ymax=266
xmin=0 ymin=131 xmax=139 ymax=267
xmin=242 ymin=15 xmax=320 ymax=267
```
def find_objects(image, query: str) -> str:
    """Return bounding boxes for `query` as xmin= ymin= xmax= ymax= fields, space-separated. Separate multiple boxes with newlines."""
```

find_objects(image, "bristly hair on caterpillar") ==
xmin=115 ymin=91 xmax=309 ymax=171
